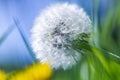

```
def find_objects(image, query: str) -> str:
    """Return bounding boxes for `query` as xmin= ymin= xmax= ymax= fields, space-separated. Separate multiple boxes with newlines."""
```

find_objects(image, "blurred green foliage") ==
xmin=51 ymin=0 xmax=120 ymax=80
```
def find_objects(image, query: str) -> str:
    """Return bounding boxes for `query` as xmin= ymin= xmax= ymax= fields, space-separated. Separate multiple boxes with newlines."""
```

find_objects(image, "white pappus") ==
xmin=31 ymin=3 xmax=92 ymax=70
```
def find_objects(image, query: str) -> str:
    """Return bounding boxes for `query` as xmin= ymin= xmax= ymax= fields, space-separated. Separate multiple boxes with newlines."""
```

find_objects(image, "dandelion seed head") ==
xmin=31 ymin=3 xmax=92 ymax=70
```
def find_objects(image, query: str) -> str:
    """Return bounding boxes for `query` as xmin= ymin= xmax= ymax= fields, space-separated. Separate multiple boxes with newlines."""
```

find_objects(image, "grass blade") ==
xmin=13 ymin=18 xmax=37 ymax=62
xmin=0 ymin=25 xmax=15 ymax=45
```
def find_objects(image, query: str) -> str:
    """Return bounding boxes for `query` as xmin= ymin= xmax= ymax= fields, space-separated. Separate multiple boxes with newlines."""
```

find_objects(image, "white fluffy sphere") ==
xmin=31 ymin=3 xmax=91 ymax=70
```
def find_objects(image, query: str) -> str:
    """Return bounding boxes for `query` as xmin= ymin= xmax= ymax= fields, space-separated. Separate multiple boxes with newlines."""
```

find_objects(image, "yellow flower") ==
xmin=0 ymin=70 xmax=7 ymax=80
xmin=10 ymin=63 xmax=52 ymax=80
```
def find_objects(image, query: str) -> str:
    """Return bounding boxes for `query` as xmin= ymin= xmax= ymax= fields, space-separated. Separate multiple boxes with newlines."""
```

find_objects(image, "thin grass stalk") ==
xmin=13 ymin=18 xmax=37 ymax=62
xmin=0 ymin=25 xmax=15 ymax=45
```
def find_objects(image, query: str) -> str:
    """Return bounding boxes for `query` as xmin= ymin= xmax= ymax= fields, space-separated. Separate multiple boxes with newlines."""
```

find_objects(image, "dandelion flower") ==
xmin=31 ymin=3 xmax=92 ymax=70
xmin=0 ymin=70 xmax=7 ymax=80
xmin=9 ymin=63 xmax=52 ymax=80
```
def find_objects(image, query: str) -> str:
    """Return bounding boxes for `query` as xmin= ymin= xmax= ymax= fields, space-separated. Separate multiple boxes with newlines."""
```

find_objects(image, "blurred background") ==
xmin=0 ymin=0 xmax=113 ymax=72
